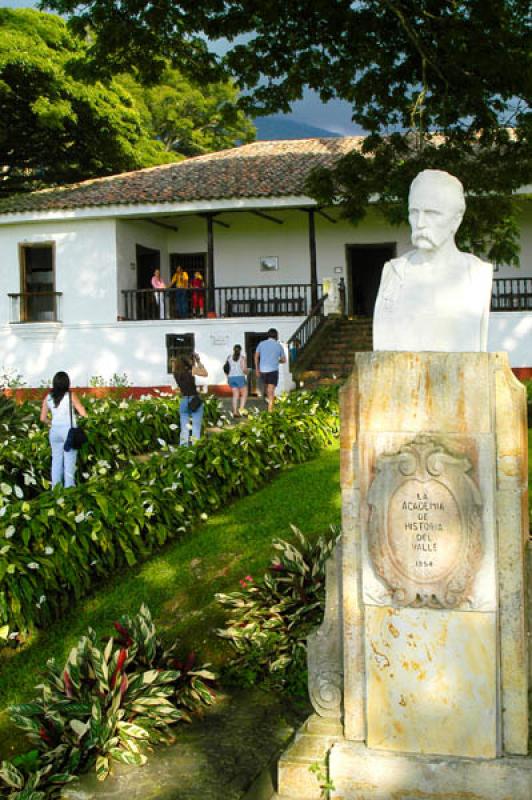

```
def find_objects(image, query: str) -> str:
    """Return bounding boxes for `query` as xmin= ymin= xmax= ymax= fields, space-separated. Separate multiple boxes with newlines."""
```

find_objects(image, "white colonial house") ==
xmin=0 ymin=138 xmax=530 ymax=389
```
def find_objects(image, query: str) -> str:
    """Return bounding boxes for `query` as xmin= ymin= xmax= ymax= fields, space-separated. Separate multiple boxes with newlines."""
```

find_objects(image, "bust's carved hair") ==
xmin=409 ymin=169 xmax=466 ymax=216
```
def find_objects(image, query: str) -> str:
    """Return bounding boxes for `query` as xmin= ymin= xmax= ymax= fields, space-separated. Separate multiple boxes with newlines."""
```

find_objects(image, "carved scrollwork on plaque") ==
xmin=308 ymin=669 xmax=343 ymax=717
xmin=367 ymin=435 xmax=483 ymax=609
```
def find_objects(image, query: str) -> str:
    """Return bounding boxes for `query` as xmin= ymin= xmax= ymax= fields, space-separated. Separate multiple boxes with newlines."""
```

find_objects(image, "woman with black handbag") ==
xmin=40 ymin=371 xmax=87 ymax=488
xmin=173 ymin=353 xmax=208 ymax=446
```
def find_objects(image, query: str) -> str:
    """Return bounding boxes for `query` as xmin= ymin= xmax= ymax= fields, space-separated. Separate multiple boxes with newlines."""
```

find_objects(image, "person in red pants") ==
xmin=191 ymin=271 xmax=205 ymax=317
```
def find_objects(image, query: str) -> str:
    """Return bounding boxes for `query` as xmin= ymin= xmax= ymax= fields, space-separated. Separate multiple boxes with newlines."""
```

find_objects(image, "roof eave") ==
xmin=0 ymin=194 xmax=318 ymax=226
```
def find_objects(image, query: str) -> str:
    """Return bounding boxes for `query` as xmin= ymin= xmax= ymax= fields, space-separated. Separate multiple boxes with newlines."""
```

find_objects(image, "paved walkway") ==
xmin=63 ymin=689 xmax=309 ymax=800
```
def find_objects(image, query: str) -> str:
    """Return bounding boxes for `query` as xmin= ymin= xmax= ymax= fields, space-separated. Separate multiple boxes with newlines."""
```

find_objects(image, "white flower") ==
xmin=0 ymin=483 xmax=12 ymax=496
xmin=56 ymin=496 xmax=65 ymax=506
xmin=200 ymin=513 xmax=208 ymax=521
xmin=14 ymin=485 xmax=23 ymax=499
xmin=44 ymin=546 xmax=54 ymax=555
xmin=169 ymin=424 xmax=178 ymax=430
xmin=157 ymin=438 xmax=166 ymax=447
xmin=27 ymin=562 xmax=39 ymax=570
xmin=5 ymin=526 xmax=15 ymax=539
xmin=74 ymin=512 xmax=85 ymax=523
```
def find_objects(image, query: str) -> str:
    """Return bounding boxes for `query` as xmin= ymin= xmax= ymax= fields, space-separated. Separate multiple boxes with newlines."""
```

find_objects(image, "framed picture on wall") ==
xmin=259 ymin=256 xmax=279 ymax=271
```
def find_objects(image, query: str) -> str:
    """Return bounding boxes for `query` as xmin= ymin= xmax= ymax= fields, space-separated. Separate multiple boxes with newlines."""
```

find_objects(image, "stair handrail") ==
xmin=287 ymin=294 xmax=328 ymax=369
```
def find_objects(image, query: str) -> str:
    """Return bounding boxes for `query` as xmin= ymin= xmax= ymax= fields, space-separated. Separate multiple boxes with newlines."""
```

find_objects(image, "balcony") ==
xmin=8 ymin=292 xmax=63 ymax=323
xmin=121 ymin=284 xmax=322 ymax=321
xmin=491 ymin=278 xmax=532 ymax=311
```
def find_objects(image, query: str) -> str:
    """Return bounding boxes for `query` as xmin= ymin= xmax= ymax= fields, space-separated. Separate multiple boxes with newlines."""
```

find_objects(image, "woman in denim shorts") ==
xmin=225 ymin=344 xmax=248 ymax=418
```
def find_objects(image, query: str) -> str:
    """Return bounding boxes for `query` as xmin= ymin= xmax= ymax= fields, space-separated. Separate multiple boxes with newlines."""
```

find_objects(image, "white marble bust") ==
xmin=373 ymin=170 xmax=493 ymax=352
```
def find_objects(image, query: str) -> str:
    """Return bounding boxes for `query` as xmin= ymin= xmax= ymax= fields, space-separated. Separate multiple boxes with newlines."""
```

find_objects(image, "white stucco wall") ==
xmin=0 ymin=308 xmax=529 ymax=390
xmin=0 ymin=199 xmax=530 ymax=386
xmin=488 ymin=313 xmax=532 ymax=367
xmin=166 ymin=215 xmax=209 ymax=263
xmin=0 ymin=219 xmax=118 ymax=325
xmin=0 ymin=317 xmax=297 ymax=388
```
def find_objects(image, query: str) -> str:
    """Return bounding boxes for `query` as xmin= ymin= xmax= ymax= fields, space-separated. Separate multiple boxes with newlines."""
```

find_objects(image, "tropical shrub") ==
xmin=88 ymin=372 xmax=131 ymax=388
xmin=0 ymin=393 xmax=224 ymax=506
xmin=0 ymin=371 xmax=26 ymax=390
xmin=0 ymin=749 xmax=78 ymax=799
xmin=0 ymin=396 xmax=35 ymax=431
xmin=0 ymin=389 xmax=339 ymax=633
xmin=216 ymin=524 xmax=339 ymax=690
xmin=8 ymin=605 xmax=215 ymax=783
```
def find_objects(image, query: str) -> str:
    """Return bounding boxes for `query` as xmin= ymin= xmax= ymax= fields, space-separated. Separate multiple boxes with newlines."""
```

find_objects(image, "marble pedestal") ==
xmin=276 ymin=352 xmax=530 ymax=800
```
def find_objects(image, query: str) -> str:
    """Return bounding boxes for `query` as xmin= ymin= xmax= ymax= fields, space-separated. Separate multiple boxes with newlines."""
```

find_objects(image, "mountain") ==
xmin=253 ymin=116 xmax=341 ymax=141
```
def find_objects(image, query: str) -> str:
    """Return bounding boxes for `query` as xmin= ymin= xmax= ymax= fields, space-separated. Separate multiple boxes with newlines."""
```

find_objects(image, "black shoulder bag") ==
xmin=64 ymin=392 xmax=88 ymax=451
xmin=188 ymin=395 xmax=203 ymax=413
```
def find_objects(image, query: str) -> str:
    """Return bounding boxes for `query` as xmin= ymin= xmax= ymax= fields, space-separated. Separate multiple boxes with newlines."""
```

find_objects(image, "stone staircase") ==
xmin=293 ymin=316 xmax=373 ymax=387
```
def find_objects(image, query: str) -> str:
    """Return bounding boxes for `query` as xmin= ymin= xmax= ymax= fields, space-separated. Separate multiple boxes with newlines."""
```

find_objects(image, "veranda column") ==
xmin=206 ymin=214 xmax=215 ymax=314
xmin=307 ymin=208 xmax=318 ymax=307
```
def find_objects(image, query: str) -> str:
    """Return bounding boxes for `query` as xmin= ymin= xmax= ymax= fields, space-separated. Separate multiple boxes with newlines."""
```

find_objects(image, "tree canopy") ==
xmin=121 ymin=68 xmax=255 ymax=158
xmin=44 ymin=0 xmax=531 ymax=263
xmin=0 ymin=9 xmax=175 ymax=196
xmin=0 ymin=9 xmax=254 ymax=196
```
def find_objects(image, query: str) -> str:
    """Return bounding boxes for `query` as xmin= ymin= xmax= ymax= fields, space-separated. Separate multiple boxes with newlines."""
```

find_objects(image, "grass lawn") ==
xmin=0 ymin=443 xmax=342 ymax=759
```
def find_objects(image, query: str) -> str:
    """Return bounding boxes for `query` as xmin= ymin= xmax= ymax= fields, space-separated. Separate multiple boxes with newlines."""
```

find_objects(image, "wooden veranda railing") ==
xmin=286 ymin=294 xmax=328 ymax=369
xmin=8 ymin=292 xmax=63 ymax=322
xmin=121 ymin=283 xmax=322 ymax=321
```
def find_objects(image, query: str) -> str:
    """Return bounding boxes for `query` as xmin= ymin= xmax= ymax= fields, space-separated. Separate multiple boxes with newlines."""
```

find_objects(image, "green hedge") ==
xmin=0 ymin=390 xmax=339 ymax=633
xmin=0 ymin=394 xmax=223 ymax=506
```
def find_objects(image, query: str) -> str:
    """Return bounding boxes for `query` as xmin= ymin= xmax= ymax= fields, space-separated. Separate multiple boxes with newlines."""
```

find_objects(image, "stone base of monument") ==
xmin=274 ymin=351 xmax=531 ymax=800
xmin=328 ymin=741 xmax=532 ymax=800
xmin=275 ymin=715 xmax=343 ymax=799
xmin=275 ymin=726 xmax=532 ymax=800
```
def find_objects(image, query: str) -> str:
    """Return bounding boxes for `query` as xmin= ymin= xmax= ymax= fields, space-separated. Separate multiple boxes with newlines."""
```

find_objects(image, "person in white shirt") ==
xmin=151 ymin=268 xmax=167 ymax=319
xmin=40 ymin=371 xmax=87 ymax=488
xmin=254 ymin=328 xmax=287 ymax=412
xmin=225 ymin=344 xmax=249 ymax=418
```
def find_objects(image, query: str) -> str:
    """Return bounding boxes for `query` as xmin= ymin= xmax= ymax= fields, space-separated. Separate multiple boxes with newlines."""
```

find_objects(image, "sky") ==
xmin=1 ymin=0 xmax=363 ymax=136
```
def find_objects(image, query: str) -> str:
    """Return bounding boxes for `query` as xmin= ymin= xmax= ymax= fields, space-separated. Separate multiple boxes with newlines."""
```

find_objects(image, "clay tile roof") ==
xmin=0 ymin=137 xmax=364 ymax=215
